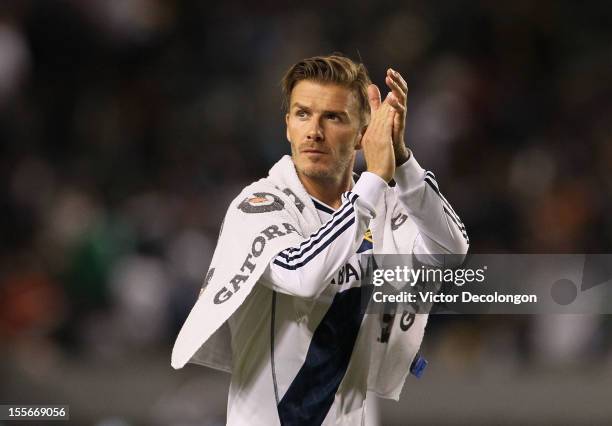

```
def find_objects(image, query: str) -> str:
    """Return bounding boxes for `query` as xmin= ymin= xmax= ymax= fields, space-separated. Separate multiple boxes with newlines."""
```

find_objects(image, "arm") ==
xmin=260 ymin=173 xmax=387 ymax=298
xmin=261 ymin=95 xmax=399 ymax=298
xmin=393 ymin=154 xmax=469 ymax=265
xmin=381 ymin=67 xmax=468 ymax=263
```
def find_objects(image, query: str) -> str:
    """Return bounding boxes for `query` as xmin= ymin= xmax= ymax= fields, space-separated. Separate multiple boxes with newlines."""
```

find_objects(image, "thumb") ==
xmin=367 ymin=84 xmax=381 ymax=112
xmin=384 ymin=101 xmax=395 ymax=133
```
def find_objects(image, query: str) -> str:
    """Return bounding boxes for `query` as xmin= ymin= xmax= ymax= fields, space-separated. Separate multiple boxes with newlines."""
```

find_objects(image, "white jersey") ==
xmin=225 ymin=156 xmax=468 ymax=425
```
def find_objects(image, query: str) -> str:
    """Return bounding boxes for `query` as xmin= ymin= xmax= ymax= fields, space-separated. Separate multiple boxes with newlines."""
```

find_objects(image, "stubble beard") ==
xmin=291 ymin=145 xmax=354 ymax=183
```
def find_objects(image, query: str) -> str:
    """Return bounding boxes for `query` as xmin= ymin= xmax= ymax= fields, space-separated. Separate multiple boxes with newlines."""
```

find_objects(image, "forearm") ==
xmin=260 ymin=173 xmax=387 ymax=298
xmin=393 ymin=154 xmax=469 ymax=263
xmin=394 ymin=145 xmax=411 ymax=167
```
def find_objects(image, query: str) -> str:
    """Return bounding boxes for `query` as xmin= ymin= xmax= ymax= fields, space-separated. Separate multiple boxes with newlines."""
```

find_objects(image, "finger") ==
xmin=385 ymin=76 xmax=406 ymax=106
xmin=367 ymin=84 xmax=382 ymax=112
xmin=384 ymin=106 xmax=396 ymax=136
xmin=386 ymin=75 xmax=405 ymax=97
xmin=383 ymin=92 xmax=405 ymax=114
xmin=397 ymin=72 xmax=408 ymax=93
xmin=378 ymin=93 xmax=394 ymax=122
xmin=382 ymin=91 xmax=395 ymax=105
xmin=387 ymin=68 xmax=408 ymax=93
xmin=389 ymin=98 xmax=406 ymax=113
xmin=370 ymin=97 xmax=393 ymax=130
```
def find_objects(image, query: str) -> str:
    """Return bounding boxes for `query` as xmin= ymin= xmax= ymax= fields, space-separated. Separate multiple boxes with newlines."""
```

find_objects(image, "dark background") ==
xmin=1 ymin=1 xmax=611 ymax=424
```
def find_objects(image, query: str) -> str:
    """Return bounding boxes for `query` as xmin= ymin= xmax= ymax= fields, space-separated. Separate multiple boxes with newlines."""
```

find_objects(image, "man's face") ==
xmin=286 ymin=80 xmax=364 ymax=181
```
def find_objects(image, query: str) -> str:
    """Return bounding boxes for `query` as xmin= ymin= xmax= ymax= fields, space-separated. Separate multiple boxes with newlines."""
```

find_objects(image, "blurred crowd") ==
xmin=0 ymin=0 xmax=611 ymax=420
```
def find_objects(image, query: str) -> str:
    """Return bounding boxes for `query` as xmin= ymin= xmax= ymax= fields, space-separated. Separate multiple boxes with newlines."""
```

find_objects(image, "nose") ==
xmin=306 ymin=118 xmax=324 ymax=142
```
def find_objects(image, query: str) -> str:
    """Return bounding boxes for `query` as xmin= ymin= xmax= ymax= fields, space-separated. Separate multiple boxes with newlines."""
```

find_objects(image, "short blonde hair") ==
xmin=281 ymin=53 xmax=372 ymax=124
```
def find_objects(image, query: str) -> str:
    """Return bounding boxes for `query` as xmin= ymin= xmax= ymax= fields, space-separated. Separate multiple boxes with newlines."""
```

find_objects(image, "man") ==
xmin=172 ymin=54 xmax=469 ymax=425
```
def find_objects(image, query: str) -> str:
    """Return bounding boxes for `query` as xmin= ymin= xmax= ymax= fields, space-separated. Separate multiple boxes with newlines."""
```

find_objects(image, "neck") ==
xmin=297 ymin=171 xmax=353 ymax=209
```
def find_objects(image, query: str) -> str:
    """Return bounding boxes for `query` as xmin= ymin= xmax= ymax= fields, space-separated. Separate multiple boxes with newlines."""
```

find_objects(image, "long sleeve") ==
xmin=259 ymin=172 xmax=387 ymax=299
xmin=393 ymin=154 xmax=469 ymax=266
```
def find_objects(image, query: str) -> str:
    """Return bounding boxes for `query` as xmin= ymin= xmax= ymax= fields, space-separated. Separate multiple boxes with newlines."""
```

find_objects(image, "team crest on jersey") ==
xmin=238 ymin=192 xmax=284 ymax=213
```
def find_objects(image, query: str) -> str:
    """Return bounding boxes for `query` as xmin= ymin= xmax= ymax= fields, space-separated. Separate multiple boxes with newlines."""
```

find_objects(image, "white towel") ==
xmin=171 ymin=155 xmax=427 ymax=399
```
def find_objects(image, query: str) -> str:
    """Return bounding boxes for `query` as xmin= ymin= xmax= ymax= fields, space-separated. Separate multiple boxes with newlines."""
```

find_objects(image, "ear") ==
xmin=285 ymin=113 xmax=291 ymax=142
